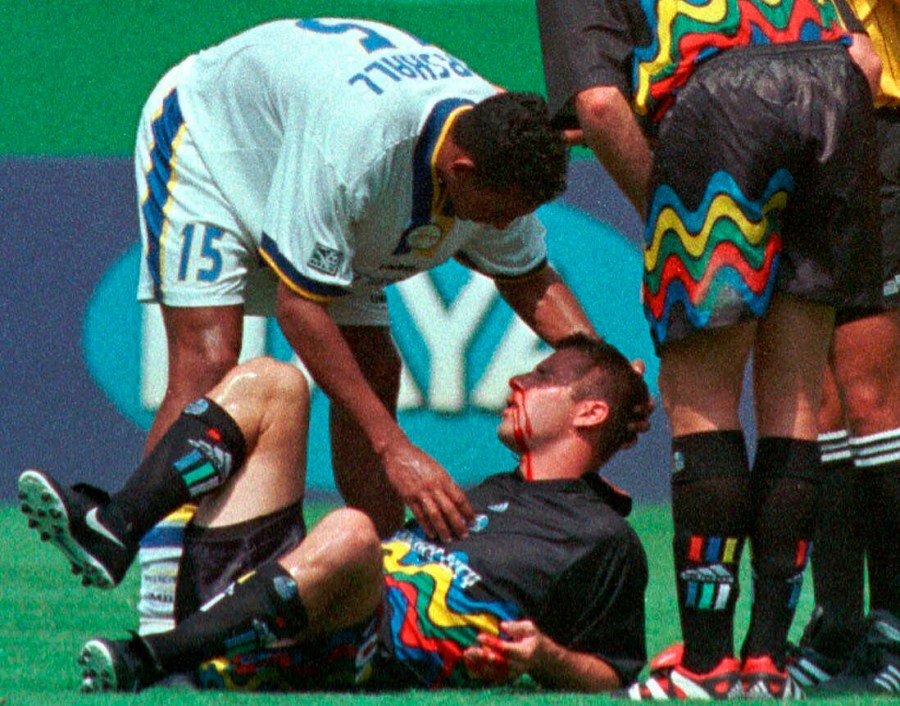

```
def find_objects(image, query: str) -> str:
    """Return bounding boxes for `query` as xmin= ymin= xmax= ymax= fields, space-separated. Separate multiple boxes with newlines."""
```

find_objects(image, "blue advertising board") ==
xmin=1 ymin=156 xmax=685 ymax=503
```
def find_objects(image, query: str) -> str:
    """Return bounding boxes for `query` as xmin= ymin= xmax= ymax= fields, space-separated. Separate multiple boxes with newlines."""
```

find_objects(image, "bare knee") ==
xmin=225 ymin=357 xmax=310 ymax=408
xmin=313 ymin=508 xmax=383 ymax=571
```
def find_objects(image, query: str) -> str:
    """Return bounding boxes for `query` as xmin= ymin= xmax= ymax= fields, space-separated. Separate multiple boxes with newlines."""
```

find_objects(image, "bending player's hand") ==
xmin=463 ymin=620 xmax=550 ymax=683
xmin=381 ymin=439 xmax=474 ymax=541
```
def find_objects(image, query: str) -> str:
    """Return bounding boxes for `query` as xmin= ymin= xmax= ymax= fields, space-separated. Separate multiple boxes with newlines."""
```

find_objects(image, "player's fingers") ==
xmin=417 ymin=493 xmax=454 ymax=542
xmin=478 ymin=633 xmax=510 ymax=655
xmin=438 ymin=473 xmax=474 ymax=523
xmin=407 ymin=499 xmax=438 ymax=540
xmin=433 ymin=487 xmax=472 ymax=540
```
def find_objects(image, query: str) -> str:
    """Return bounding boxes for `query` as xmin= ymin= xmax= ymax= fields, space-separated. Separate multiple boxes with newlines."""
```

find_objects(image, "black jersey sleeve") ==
xmin=536 ymin=0 xmax=640 ymax=127
xmin=535 ymin=523 xmax=648 ymax=685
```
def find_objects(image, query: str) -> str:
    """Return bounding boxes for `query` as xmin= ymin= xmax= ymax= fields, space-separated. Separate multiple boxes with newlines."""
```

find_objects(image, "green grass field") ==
xmin=0 ymin=503 xmax=887 ymax=704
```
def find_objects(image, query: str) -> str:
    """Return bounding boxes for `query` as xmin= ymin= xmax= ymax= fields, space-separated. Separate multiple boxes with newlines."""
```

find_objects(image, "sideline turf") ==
xmin=0 ymin=504 xmax=890 ymax=705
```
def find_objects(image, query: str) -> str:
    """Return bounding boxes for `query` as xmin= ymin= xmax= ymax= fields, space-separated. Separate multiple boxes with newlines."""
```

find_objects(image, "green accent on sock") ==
xmin=183 ymin=462 xmax=215 ymax=487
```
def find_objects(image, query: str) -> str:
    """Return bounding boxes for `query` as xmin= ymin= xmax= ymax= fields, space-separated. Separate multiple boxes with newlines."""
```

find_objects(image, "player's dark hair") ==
xmin=452 ymin=92 xmax=568 ymax=204
xmin=557 ymin=334 xmax=650 ymax=452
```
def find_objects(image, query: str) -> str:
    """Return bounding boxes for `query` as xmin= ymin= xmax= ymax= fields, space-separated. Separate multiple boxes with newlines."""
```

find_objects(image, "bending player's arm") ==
xmin=463 ymin=619 xmax=622 ymax=692
xmin=492 ymin=264 xmax=597 ymax=345
xmin=275 ymin=284 xmax=474 ymax=540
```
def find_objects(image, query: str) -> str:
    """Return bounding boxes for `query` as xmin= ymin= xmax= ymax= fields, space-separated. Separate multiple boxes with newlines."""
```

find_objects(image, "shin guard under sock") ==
xmin=852 ymin=429 xmax=900 ymax=617
xmin=110 ymin=398 xmax=247 ymax=542
xmin=144 ymin=561 xmax=308 ymax=673
xmin=809 ymin=431 xmax=865 ymax=656
xmin=743 ymin=437 xmax=819 ymax=666
xmin=671 ymin=431 xmax=752 ymax=673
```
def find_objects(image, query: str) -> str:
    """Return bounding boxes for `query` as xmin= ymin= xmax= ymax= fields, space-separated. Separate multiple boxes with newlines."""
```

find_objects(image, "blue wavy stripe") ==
xmin=645 ymin=168 xmax=795 ymax=245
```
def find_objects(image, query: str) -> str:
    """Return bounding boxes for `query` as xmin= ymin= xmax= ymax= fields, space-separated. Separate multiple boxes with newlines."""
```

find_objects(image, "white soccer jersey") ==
xmin=170 ymin=18 xmax=548 ymax=304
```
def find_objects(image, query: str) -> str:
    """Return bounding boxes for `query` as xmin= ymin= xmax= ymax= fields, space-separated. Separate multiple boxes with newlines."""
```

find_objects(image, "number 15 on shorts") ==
xmin=177 ymin=224 xmax=223 ymax=282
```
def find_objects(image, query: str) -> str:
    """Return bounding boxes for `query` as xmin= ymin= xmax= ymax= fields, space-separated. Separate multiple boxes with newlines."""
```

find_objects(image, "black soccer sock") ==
xmin=808 ymin=431 xmax=865 ymax=656
xmin=143 ymin=561 xmax=309 ymax=674
xmin=671 ymin=431 xmax=752 ymax=674
xmin=853 ymin=429 xmax=900 ymax=617
xmin=742 ymin=437 xmax=819 ymax=666
xmin=108 ymin=398 xmax=247 ymax=543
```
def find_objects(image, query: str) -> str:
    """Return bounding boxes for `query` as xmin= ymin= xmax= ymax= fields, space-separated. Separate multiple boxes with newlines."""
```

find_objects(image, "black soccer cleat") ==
xmin=786 ymin=605 xmax=851 ymax=690
xmin=18 ymin=469 xmax=135 ymax=588
xmin=820 ymin=610 xmax=900 ymax=695
xmin=78 ymin=636 xmax=164 ymax=693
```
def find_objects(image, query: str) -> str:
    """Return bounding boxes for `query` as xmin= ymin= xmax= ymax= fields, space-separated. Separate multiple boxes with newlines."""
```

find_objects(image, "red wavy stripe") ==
xmin=650 ymin=2 xmax=846 ymax=102
xmin=387 ymin=577 xmax=462 ymax=685
xmin=643 ymin=234 xmax=781 ymax=319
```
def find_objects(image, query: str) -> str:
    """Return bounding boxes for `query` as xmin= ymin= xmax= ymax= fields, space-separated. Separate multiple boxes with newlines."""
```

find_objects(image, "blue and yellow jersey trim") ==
xmin=393 ymin=98 xmax=474 ymax=257
xmin=141 ymin=89 xmax=188 ymax=300
xmin=258 ymin=233 xmax=349 ymax=303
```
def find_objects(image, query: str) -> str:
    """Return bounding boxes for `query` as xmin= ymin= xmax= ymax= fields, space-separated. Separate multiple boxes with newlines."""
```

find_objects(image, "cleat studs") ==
xmin=40 ymin=492 xmax=51 ymax=502
xmin=40 ymin=532 xmax=50 ymax=541
xmin=17 ymin=490 xmax=26 ymax=500
xmin=20 ymin=503 xmax=31 ymax=513
xmin=37 ymin=510 xmax=46 ymax=518
xmin=28 ymin=520 xmax=38 ymax=528
xmin=72 ymin=564 xmax=82 ymax=575
xmin=49 ymin=509 xmax=62 ymax=518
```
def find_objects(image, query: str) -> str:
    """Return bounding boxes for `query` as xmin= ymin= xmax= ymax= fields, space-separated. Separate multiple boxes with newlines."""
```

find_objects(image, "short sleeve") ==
xmin=455 ymin=214 xmax=548 ymax=279
xmin=538 ymin=525 xmax=649 ymax=685
xmin=537 ymin=0 xmax=641 ymax=127
xmin=259 ymin=140 xmax=357 ymax=302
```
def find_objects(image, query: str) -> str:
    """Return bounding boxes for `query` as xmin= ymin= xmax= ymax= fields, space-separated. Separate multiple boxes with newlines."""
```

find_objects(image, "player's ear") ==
xmin=448 ymin=154 xmax=478 ymax=180
xmin=572 ymin=399 xmax=609 ymax=429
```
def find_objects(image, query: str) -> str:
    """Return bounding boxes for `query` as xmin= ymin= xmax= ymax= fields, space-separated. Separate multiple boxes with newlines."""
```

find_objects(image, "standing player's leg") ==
xmin=658 ymin=324 xmax=754 ymax=674
xmin=144 ymin=305 xmax=244 ymax=452
xmin=789 ymin=362 xmax=866 ymax=684
xmin=741 ymin=295 xmax=833 ymax=696
xmin=330 ymin=324 xmax=405 ymax=537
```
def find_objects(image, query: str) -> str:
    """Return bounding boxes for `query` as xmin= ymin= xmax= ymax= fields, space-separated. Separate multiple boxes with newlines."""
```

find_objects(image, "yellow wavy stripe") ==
xmin=644 ymin=190 xmax=788 ymax=270
xmin=382 ymin=541 xmax=501 ymax=634
xmin=160 ymin=503 xmax=197 ymax=525
xmin=637 ymin=0 xmax=731 ymax=105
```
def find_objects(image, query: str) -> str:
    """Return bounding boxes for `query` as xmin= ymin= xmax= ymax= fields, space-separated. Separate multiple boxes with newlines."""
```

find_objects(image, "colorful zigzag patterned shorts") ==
xmin=643 ymin=42 xmax=881 ymax=349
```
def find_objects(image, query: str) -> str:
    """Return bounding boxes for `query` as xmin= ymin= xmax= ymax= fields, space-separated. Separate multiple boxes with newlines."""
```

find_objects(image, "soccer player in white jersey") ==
xmin=131 ymin=18 xmax=605 ymax=542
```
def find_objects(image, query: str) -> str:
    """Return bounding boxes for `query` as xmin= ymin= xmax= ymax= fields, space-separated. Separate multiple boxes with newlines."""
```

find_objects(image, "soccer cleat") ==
xmin=785 ymin=605 xmax=855 ymax=690
xmin=820 ymin=610 xmax=900 ymax=694
xmin=741 ymin=656 xmax=805 ymax=699
xmin=78 ymin=636 xmax=163 ymax=693
xmin=18 ymin=469 xmax=135 ymax=588
xmin=621 ymin=644 xmax=744 ymax=700
xmin=785 ymin=642 xmax=843 ymax=691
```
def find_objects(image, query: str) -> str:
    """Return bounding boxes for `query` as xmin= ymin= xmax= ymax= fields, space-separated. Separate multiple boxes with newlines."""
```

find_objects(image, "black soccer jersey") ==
xmin=378 ymin=469 xmax=648 ymax=687
xmin=537 ymin=0 xmax=863 ymax=129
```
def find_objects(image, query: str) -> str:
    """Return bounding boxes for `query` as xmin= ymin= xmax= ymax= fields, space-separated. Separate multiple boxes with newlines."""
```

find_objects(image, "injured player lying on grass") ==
xmin=19 ymin=335 xmax=651 ymax=692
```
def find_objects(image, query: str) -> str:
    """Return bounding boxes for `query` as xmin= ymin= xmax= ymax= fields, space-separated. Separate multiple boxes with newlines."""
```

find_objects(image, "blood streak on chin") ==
xmin=511 ymin=389 xmax=533 ymax=480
